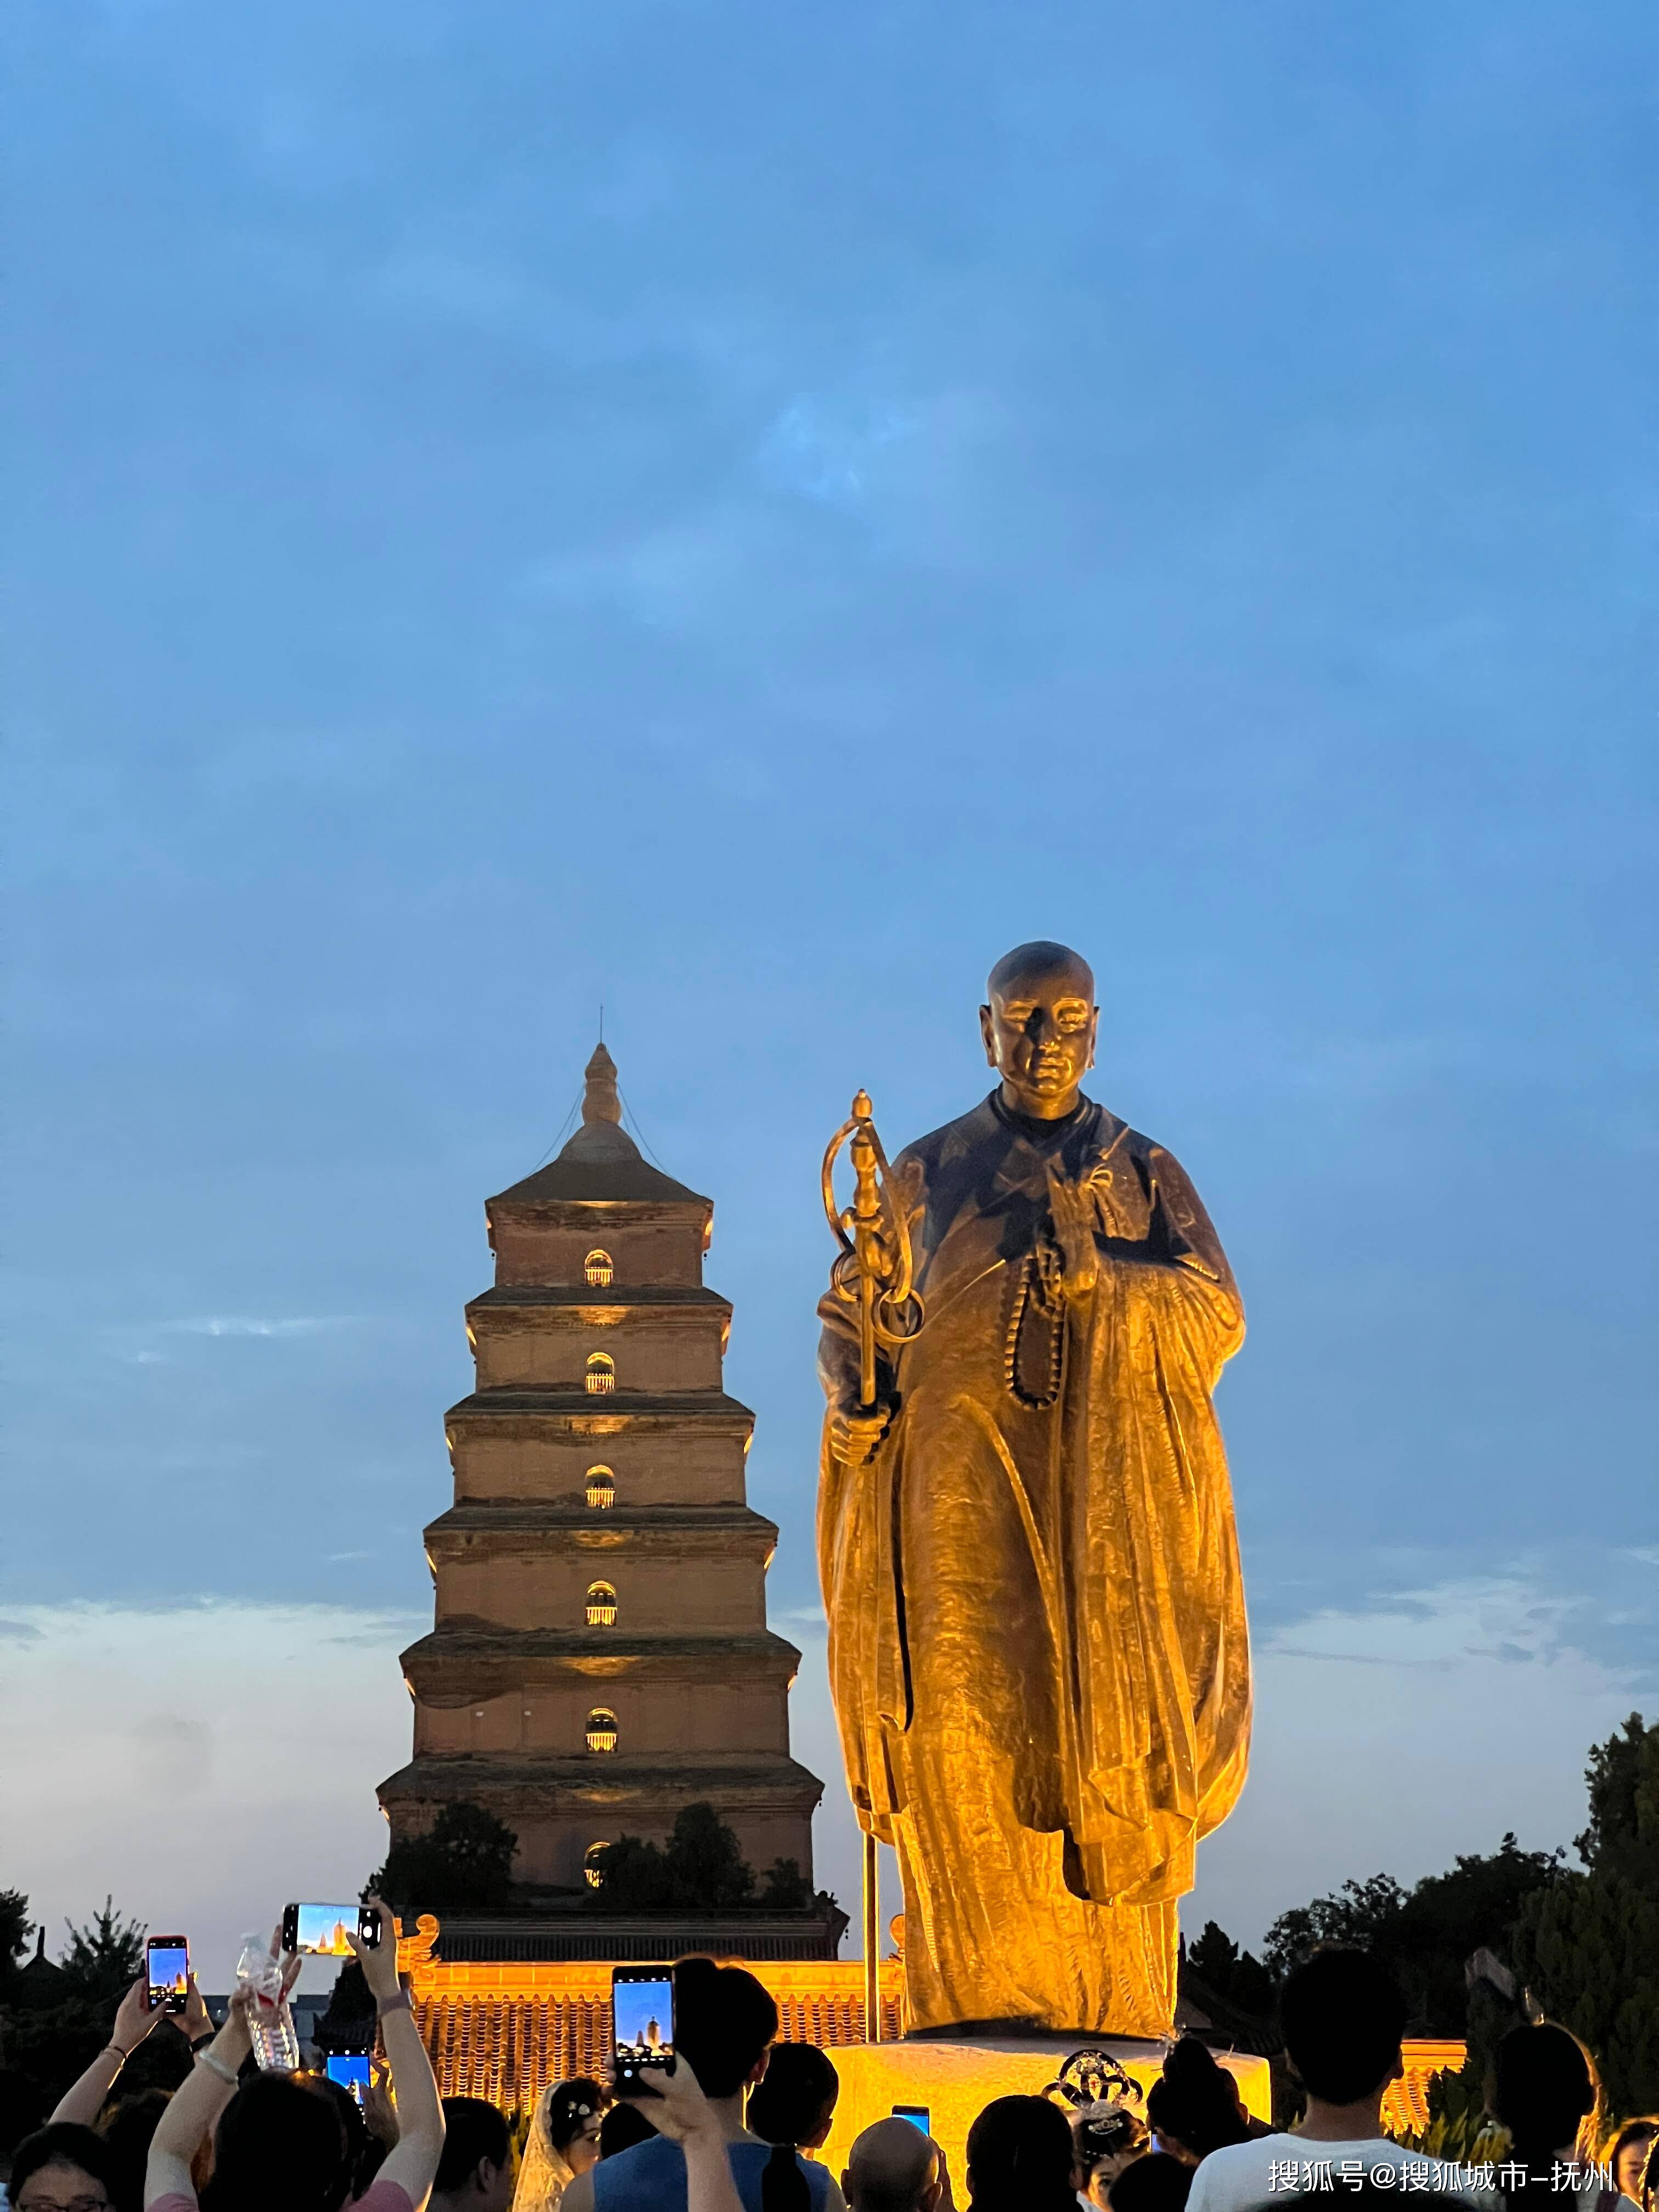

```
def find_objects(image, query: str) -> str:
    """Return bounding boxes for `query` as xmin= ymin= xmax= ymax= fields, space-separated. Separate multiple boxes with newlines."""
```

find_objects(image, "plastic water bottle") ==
xmin=236 ymin=1933 xmax=300 ymax=2072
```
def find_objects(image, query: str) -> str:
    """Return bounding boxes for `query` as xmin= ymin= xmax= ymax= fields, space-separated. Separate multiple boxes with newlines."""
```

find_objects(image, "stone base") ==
xmin=813 ymin=2034 xmax=1273 ymax=2185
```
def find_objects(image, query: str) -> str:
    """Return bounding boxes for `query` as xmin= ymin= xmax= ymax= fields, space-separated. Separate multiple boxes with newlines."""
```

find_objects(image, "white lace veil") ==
xmin=511 ymin=2085 xmax=577 ymax=2212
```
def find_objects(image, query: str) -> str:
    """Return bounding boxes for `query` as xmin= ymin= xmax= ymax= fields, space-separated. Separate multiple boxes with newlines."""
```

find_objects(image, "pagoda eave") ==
xmin=445 ymin=1390 xmax=755 ymax=1431
xmin=425 ymin=1504 xmax=780 ymax=1556
xmin=379 ymin=1753 xmax=826 ymax=1811
xmin=467 ymin=1285 xmax=732 ymax=1316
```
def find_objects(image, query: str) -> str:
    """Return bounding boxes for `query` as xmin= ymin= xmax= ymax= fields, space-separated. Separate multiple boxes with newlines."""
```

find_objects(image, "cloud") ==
xmin=161 ymin=1316 xmax=364 ymax=1339
xmin=757 ymin=396 xmax=916 ymax=509
xmin=1 ymin=1601 xmax=421 ymax=1992
xmin=1187 ymin=1572 xmax=1646 ymax=1947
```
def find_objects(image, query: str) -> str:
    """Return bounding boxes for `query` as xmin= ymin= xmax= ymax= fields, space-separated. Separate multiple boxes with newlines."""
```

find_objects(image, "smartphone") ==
xmin=326 ymin=2053 xmax=372 ymax=2103
xmin=893 ymin=2106 xmax=931 ymax=2135
xmin=281 ymin=1903 xmax=383 ymax=1957
xmin=145 ymin=1936 xmax=189 ymax=2015
xmin=612 ymin=1965 xmax=675 ymax=2087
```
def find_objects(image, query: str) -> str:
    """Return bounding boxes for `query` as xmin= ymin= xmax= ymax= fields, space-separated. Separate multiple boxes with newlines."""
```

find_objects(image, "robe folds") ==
xmin=817 ymin=1091 xmax=1251 ymax=2035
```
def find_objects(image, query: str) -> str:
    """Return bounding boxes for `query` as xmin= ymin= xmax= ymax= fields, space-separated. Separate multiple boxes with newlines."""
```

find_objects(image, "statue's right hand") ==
xmin=828 ymin=1404 xmax=893 ymax=1466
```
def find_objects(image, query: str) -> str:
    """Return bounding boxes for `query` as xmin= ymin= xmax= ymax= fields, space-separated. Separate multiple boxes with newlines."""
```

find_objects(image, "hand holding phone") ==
xmin=326 ymin=2053 xmax=371 ymax=2102
xmin=145 ymin=1938 xmax=190 ymax=2017
xmin=612 ymin=1966 xmax=676 ymax=2090
xmin=282 ymin=1903 xmax=383 ymax=1957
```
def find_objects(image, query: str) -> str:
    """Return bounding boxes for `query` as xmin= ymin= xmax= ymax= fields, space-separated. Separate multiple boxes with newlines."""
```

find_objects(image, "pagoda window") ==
xmin=586 ymin=1707 xmax=620 ymax=1753
xmin=584 ymin=1249 xmax=614 ymax=1288
xmin=584 ymin=1352 xmax=616 ymax=1396
xmin=585 ymin=1466 xmax=616 ymax=1510
xmin=584 ymin=1842 xmax=610 ymax=1889
xmin=585 ymin=1581 xmax=618 ymax=1627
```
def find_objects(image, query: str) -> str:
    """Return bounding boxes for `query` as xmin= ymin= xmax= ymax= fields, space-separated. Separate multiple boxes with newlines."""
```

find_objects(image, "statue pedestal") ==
xmin=814 ymin=2035 xmax=1273 ymax=2185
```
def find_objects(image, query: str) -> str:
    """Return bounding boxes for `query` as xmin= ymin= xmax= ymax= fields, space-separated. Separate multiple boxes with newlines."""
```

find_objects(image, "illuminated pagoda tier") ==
xmin=379 ymin=1044 xmax=829 ymax=1953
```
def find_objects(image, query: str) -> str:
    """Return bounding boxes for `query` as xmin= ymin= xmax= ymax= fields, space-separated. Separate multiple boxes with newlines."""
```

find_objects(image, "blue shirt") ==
xmin=592 ymin=2135 xmax=835 ymax=2212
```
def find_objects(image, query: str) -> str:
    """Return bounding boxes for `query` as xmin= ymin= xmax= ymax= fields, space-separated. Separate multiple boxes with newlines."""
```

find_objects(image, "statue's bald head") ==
xmin=980 ymin=941 xmax=1099 ymax=1121
xmin=843 ymin=2117 xmax=941 ymax=2212
xmin=987 ymin=939 xmax=1094 ymax=1003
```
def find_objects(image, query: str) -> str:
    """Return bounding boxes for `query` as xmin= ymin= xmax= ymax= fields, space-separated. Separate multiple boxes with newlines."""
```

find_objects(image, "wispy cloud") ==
xmin=1 ymin=1600 xmax=420 ymax=1988
xmin=757 ymin=395 xmax=916 ymax=508
xmin=162 ymin=1316 xmax=364 ymax=1339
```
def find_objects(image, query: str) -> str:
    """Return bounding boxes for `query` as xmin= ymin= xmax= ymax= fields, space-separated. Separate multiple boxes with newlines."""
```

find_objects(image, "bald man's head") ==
xmin=986 ymin=939 xmax=1094 ymax=1003
xmin=980 ymin=940 xmax=1099 ymax=1121
xmin=843 ymin=2117 xmax=943 ymax=2212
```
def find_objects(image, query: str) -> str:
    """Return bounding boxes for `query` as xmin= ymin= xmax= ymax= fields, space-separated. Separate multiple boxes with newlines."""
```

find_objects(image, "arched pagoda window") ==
xmin=585 ymin=1581 xmax=618 ymax=1627
xmin=584 ymin=1352 xmax=616 ymax=1396
xmin=585 ymin=1466 xmax=616 ymax=1510
xmin=585 ymin=1707 xmax=619 ymax=1753
xmin=584 ymin=1250 xmax=614 ymax=1288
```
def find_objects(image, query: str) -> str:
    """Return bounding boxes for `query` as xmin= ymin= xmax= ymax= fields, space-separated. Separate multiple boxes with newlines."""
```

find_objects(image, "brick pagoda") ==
xmin=379 ymin=1043 xmax=825 ymax=1914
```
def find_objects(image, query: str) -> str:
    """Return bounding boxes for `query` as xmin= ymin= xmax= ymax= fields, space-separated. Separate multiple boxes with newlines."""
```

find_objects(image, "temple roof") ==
xmin=490 ymin=1043 xmax=709 ymax=1209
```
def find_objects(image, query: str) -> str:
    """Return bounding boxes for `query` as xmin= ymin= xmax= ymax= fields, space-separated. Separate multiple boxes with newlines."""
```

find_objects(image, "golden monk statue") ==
xmin=817 ymin=941 xmax=1251 ymax=2036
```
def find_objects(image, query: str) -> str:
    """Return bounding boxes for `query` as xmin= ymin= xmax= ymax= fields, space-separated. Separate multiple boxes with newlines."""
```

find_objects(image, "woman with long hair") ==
xmin=511 ymin=2079 xmax=608 ymax=2212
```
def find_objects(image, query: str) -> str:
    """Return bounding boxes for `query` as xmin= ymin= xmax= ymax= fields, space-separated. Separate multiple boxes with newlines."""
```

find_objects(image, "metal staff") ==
xmin=821 ymin=1088 xmax=926 ymax=2042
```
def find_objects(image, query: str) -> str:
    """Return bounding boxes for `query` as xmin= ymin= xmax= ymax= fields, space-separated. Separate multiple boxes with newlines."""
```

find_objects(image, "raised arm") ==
xmin=145 ymin=1989 xmax=253 ymax=2205
xmin=54 ymin=1973 xmax=202 ymax=2126
xmin=351 ymin=1898 xmax=444 ymax=2207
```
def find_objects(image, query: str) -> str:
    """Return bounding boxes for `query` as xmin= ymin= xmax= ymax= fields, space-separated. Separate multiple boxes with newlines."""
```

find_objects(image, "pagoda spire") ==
xmin=582 ymin=1042 xmax=623 ymax=1126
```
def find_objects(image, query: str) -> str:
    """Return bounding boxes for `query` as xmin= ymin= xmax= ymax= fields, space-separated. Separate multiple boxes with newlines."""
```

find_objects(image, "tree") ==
xmin=1512 ymin=1712 xmax=1659 ymax=2119
xmin=59 ymin=1898 xmax=146 ymax=2006
xmin=1184 ymin=1920 xmax=1276 ymax=2017
xmin=370 ymin=1802 xmax=518 ymax=1916
xmin=588 ymin=1804 xmax=757 ymax=1912
xmin=1262 ymin=1841 xmax=1563 ymax=2033
xmin=758 ymin=1859 xmax=814 ymax=1911
xmin=0 ymin=1888 xmax=32 ymax=1986
xmin=663 ymin=1804 xmax=754 ymax=1910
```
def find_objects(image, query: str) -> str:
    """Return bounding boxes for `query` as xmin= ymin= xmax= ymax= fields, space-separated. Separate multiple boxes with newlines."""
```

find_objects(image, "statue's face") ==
xmin=980 ymin=955 xmax=1097 ymax=1119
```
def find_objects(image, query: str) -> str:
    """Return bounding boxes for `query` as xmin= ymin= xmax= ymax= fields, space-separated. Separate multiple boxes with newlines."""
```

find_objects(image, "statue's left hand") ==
xmin=1047 ymin=1166 xmax=1099 ymax=1299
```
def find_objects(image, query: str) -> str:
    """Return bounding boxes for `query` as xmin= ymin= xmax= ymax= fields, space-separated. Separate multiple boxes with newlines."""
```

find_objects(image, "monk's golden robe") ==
xmin=817 ymin=1091 xmax=1250 ymax=2034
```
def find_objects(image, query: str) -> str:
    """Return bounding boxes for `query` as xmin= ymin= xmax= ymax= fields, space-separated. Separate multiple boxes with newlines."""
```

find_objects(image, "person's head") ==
xmin=980 ymin=943 xmax=1098 ymax=1121
xmin=964 ymin=2095 xmax=1077 ymax=2208
xmin=8 ymin=2123 xmax=117 ymax=2212
xmin=307 ymin=2076 xmax=375 ymax=2196
xmin=1608 ymin=2120 xmax=1659 ymax=2203
xmin=843 ymin=2117 xmax=945 ymax=2212
xmin=1144 ymin=2040 xmax=1250 ymax=2164
xmin=432 ymin=2097 xmax=512 ymax=2210
xmin=541 ymin=2078 xmax=607 ymax=2176
xmin=669 ymin=1957 xmax=778 ymax=2102
xmin=96 ymin=2090 xmax=171 ymax=2212
xmin=1107 ymin=2155 xmax=1193 ymax=2212
xmin=746 ymin=2042 xmax=840 ymax=2151
xmin=199 ymin=2070 xmax=353 ymax=2212
xmin=1489 ymin=2023 xmax=1599 ymax=2165
xmin=1074 ymin=2103 xmax=1148 ymax=2208
xmin=599 ymin=2101 xmax=658 ymax=2159
xmin=1279 ymin=1949 xmax=1408 ymax=2108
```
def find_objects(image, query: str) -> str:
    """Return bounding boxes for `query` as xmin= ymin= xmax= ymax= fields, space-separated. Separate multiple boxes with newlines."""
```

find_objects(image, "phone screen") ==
xmin=146 ymin=1939 xmax=189 ymax=2011
xmin=613 ymin=1972 xmax=675 ymax=2070
xmin=292 ymin=1905 xmax=366 ymax=1957
xmin=326 ymin=2055 xmax=371 ymax=2101
xmin=893 ymin=2106 xmax=931 ymax=2135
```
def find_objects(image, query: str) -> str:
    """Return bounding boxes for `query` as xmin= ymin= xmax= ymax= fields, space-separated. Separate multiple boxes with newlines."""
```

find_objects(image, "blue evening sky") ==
xmin=4 ymin=0 xmax=1654 ymax=1959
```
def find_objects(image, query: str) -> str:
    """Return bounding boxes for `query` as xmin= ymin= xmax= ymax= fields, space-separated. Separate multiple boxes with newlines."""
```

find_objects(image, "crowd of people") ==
xmin=3 ymin=1939 xmax=1656 ymax=2212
